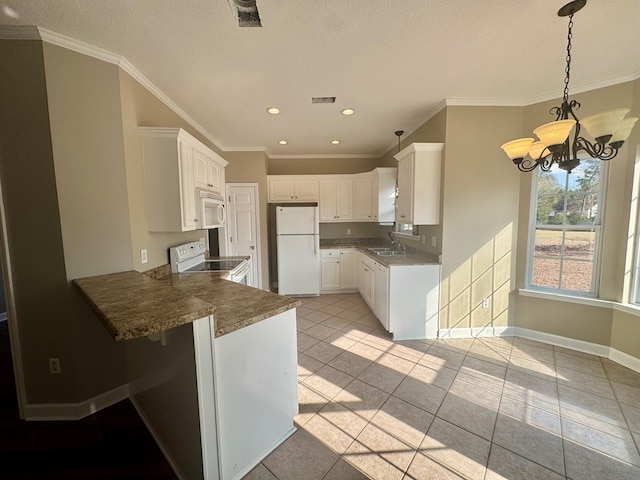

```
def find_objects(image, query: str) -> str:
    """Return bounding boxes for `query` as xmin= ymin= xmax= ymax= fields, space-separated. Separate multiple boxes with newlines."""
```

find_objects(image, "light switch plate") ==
xmin=141 ymin=249 xmax=148 ymax=264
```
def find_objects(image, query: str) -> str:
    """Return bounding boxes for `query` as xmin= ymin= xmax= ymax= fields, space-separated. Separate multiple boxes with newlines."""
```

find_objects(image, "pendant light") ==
xmin=501 ymin=0 xmax=637 ymax=173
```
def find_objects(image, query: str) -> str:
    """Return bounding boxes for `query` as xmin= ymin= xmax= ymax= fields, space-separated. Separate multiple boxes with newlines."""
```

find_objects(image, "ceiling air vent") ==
xmin=229 ymin=0 xmax=262 ymax=27
xmin=311 ymin=97 xmax=336 ymax=104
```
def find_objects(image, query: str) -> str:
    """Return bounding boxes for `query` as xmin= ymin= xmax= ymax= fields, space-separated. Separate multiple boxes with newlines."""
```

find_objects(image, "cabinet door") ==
xmin=193 ymin=148 xmax=209 ymax=190
xmin=374 ymin=262 xmax=389 ymax=330
xmin=354 ymin=175 xmax=373 ymax=221
xmin=294 ymin=179 xmax=319 ymax=201
xmin=396 ymin=156 xmax=414 ymax=223
xmin=339 ymin=250 xmax=357 ymax=289
xmin=319 ymin=180 xmax=337 ymax=221
xmin=178 ymin=140 xmax=197 ymax=231
xmin=207 ymin=159 xmax=223 ymax=194
xmin=335 ymin=179 xmax=353 ymax=220
xmin=360 ymin=260 xmax=374 ymax=308
xmin=269 ymin=179 xmax=296 ymax=202
xmin=321 ymin=258 xmax=341 ymax=290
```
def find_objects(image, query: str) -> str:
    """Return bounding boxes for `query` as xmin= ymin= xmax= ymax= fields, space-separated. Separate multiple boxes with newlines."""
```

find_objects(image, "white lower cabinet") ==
xmin=359 ymin=255 xmax=375 ymax=309
xmin=358 ymin=251 xmax=441 ymax=340
xmin=126 ymin=311 xmax=298 ymax=480
xmin=320 ymin=250 xmax=341 ymax=290
xmin=373 ymin=261 xmax=389 ymax=330
xmin=320 ymin=249 xmax=357 ymax=292
xmin=340 ymin=250 xmax=357 ymax=289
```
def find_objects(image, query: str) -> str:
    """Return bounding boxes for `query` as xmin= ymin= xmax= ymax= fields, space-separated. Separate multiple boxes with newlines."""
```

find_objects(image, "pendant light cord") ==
xmin=563 ymin=14 xmax=574 ymax=103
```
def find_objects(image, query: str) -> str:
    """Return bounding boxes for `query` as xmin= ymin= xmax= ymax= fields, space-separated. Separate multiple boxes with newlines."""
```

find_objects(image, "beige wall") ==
xmin=514 ymin=81 xmax=638 ymax=346
xmin=439 ymin=106 xmax=523 ymax=332
xmin=0 ymin=40 xmax=81 ymax=403
xmin=610 ymin=79 xmax=640 ymax=358
xmin=319 ymin=222 xmax=392 ymax=240
xmin=223 ymin=151 xmax=270 ymax=289
xmin=118 ymin=70 xmax=205 ymax=272
xmin=43 ymin=44 xmax=132 ymax=401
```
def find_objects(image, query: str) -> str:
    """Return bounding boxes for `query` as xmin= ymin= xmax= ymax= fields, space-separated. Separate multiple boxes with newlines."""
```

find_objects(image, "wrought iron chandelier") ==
xmin=501 ymin=0 xmax=637 ymax=173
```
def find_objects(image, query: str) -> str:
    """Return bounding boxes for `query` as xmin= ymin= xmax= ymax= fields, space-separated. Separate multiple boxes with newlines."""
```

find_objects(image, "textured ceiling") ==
xmin=2 ymin=0 xmax=640 ymax=157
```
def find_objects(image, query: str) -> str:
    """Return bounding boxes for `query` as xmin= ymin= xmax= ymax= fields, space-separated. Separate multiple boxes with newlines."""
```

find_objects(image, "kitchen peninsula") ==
xmin=73 ymin=269 xmax=300 ymax=480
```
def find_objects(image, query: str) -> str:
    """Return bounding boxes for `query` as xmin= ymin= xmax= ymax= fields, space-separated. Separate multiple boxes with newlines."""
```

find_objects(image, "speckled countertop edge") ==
xmin=73 ymin=269 xmax=300 ymax=342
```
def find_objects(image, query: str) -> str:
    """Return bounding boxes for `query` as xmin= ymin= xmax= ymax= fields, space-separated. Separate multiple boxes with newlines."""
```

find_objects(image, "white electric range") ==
xmin=169 ymin=241 xmax=251 ymax=284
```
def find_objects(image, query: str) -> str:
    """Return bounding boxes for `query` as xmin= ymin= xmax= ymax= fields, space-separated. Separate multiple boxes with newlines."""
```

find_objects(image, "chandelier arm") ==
xmin=516 ymin=157 xmax=542 ymax=173
xmin=576 ymin=137 xmax=619 ymax=161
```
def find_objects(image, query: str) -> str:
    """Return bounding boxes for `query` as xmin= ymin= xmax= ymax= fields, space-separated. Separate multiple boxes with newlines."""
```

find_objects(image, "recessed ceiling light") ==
xmin=331 ymin=140 xmax=341 ymax=145
xmin=267 ymin=107 xmax=280 ymax=115
xmin=278 ymin=140 xmax=288 ymax=145
xmin=341 ymin=108 xmax=355 ymax=116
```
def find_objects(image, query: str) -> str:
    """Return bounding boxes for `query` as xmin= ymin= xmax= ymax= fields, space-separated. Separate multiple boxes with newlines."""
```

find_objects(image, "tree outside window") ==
xmin=529 ymin=159 xmax=604 ymax=294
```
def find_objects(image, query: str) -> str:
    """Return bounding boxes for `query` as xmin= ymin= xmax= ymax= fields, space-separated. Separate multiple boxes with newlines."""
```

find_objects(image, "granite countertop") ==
xmin=157 ymin=273 xmax=301 ymax=337
xmin=73 ymin=269 xmax=300 ymax=341
xmin=319 ymin=239 xmax=440 ymax=266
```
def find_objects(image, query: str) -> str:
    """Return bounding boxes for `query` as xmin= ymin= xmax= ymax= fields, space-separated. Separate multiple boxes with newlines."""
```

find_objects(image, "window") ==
xmin=397 ymin=223 xmax=418 ymax=236
xmin=528 ymin=159 xmax=605 ymax=295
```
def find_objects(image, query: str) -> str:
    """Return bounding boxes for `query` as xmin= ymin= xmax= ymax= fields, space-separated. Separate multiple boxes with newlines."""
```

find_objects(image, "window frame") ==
xmin=525 ymin=159 xmax=608 ymax=297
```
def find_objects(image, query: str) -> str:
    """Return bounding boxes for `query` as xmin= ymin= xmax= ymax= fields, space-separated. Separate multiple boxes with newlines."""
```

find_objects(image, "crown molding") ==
xmin=32 ymin=27 xmax=227 ymax=154
xmin=268 ymin=153 xmax=379 ymax=160
xmin=378 ymin=99 xmax=448 ymax=157
xmin=0 ymin=25 xmax=40 ymax=39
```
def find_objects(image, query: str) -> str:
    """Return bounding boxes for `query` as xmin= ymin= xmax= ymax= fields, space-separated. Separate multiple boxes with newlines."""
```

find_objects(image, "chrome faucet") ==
xmin=388 ymin=231 xmax=406 ymax=253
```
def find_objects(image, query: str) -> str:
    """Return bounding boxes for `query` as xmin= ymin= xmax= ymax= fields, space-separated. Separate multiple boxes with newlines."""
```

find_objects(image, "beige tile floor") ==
xmin=243 ymin=293 xmax=640 ymax=480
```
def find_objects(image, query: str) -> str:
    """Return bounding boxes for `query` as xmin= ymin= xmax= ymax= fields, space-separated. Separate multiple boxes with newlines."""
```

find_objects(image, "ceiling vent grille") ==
xmin=311 ymin=97 xmax=336 ymax=104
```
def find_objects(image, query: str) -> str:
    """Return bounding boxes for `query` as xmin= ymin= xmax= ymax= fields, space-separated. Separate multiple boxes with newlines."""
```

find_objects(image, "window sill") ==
xmin=519 ymin=289 xmax=640 ymax=319
xmin=518 ymin=289 xmax=613 ymax=309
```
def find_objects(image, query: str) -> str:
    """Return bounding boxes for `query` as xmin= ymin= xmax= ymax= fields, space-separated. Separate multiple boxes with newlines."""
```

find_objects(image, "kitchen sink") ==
xmin=367 ymin=247 xmax=405 ymax=256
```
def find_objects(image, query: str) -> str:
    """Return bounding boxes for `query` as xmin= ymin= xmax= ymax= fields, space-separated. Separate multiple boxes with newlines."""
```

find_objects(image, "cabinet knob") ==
xmin=290 ymin=196 xmax=294 ymax=199
xmin=250 ymin=245 xmax=255 ymax=250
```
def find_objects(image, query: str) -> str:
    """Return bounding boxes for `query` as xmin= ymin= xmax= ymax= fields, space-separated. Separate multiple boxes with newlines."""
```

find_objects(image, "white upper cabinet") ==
xmin=139 ymin=127 xmax=227 ymax=232
xmin=194 ymin=146 xmax=226 ymax=195
xmin=268 ymin=169 xmax=398 ymax=224
xmin=394 ymin=143 xmax=443 ymax=225
xmin=319 ymin=177 xmax=353 ymax=222
xmin=267 ymin=176 xmax=319 ymax=202
xmin=353 ymin=173 xmax=373 ymax=221
xmin=371 ymin=167 xmax=397 ymax=223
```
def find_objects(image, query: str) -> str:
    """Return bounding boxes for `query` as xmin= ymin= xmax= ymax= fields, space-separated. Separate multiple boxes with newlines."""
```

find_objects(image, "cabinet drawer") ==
xmin=321 ymin=249 xmax=341 ymax=258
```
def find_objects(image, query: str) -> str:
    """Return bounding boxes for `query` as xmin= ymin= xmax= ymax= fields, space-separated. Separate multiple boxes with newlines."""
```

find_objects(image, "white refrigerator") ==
xmin=276 ymin=206 xmax=320 ymax=296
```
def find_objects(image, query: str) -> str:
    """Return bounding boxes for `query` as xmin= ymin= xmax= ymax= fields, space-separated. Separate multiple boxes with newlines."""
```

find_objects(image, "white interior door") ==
xmin=226 ymin=184 xmax=261 ymax=289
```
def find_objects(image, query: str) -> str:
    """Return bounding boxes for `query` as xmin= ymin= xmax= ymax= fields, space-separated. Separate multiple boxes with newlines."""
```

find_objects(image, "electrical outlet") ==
xmin=140 ymin=249 xmax=148 ymax=264
xmin=49 ymin=357 xmax=61 ymax=374
xmin=421 ymin=235 xmax=426 ymax=244
xmin=347 ymin=228 xmax=351 ymax=235
xmin=431 ymin=236 xmax=437 ymax=247
xmin=482 ymin=297 xmax=490 ymax=308
xmin=199 ymin=237 xmax=205 ymax=243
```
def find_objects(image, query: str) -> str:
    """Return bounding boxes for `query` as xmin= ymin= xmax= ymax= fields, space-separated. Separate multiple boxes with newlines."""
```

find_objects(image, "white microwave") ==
xmin=196 ymin=190 xmax=226 ymax=229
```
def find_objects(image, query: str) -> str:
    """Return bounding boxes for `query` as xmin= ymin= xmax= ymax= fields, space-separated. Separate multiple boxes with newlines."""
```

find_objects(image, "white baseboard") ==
xmin=438 ymin=325 xmax=640 ymax=375
xmin=129 ymin=396 xmax=186 ymax=480
xmin=24 ymin=383 xmax=129 ymax=421
xmin=438 ymin=326 xmax=515 ymax=339
xmin=513 ymin=327 xmax=611 ymax=358
xmin=609 ymin=348 xmax=640 ymax=374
